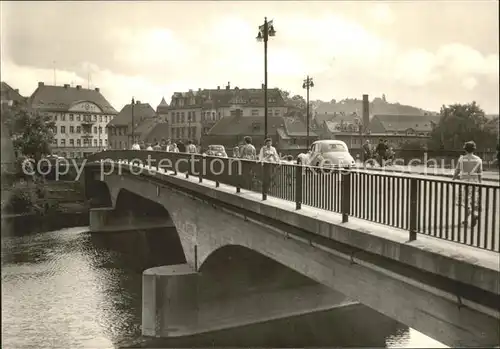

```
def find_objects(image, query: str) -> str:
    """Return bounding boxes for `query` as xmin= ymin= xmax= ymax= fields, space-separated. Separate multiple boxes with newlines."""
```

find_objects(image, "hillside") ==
xmin=311 ymin=97 xmax=433 ymax=116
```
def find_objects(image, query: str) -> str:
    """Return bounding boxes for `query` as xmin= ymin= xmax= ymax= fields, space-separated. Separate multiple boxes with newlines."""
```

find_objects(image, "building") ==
xmin=107 ymin=100 xmax=157 ymax=149
xmin=1 ymin=82 xmax=26 ymax=109
xmin=160 ymin=82 xmax=287 ymax=144
xmin=28 ymin=82 xmax=118 ymax=158
xmin=329 ymin=114 xmax=441 ymax=152
xmin=202 ymin=114 xmax=317 ymax=155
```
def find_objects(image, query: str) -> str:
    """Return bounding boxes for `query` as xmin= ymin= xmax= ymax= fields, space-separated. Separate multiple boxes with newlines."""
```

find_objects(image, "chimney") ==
xmin=64 ymin=84 xmax=70 ymax=88
xmin=76 ymin=85 xmax=82 ymax=89
xmin=15 ymin=89 xmax=19 ymax=93
xmin=95 ymin=87 xmax=100 ymax=92
xmin=198 ymin=88 xmax=201 ymax=92
xmin=38 ymin=82 xmax=44 ymax=87
xmin=226 ymin=81 xmax=230 ymax=90
xmin=136 ymin=100 xmax=141 ymax=105
xmin=362 ymin=94 xmax=369 ymax=133
xmin=217 ymin=86 xmax=220 ymax=90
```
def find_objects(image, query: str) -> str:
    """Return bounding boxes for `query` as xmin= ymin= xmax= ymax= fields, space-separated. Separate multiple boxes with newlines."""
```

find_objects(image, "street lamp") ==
xmin=256 ymin=17 xmax=276 ymax=140
xmin=131 ymin=97 xmax=135 ymax=146
xmin=302 ymin=76 xmax=314 ymax=149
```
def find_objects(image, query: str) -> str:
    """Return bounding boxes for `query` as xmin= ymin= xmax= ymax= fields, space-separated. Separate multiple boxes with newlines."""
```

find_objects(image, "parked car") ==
xmin=297 ymin=140 xmax=356 ymax=168
xmin=204 ymin=145 xmax=228 ymax=158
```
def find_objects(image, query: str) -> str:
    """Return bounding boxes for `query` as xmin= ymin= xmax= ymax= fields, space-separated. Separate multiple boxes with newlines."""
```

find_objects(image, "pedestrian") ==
xmin=177 ymin=141 xmax=186 ymax=153
xmin=131 ymin=141 xmax=140 ymax=150
xmin=258 ymin=138 xmax=280 ymax=163
xmin=186 ymin=140 xmax=197 ymax=153
xmin=362 ymin=140 xmax=372 ymax=165
xmin=232 ymin=145 xmax=240 ymax=158
xmin=375 ymin=138 xmax=387 ymax=167
xmin=452 ymin=141 xmax=482 ymax=227
xmin=152 ymin=142 xmax=161 ymax=151
xmin=240 ymin=136 xmax=257 ymax=160
xmin=171 ymin=143 xmax=179 ymax=152
xmin=146 ymin=143 xmax=153 ymax=151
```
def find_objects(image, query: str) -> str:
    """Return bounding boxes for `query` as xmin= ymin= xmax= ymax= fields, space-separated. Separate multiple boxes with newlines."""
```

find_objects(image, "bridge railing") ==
xmin=87 ymin=151 xmax=500 ymax=252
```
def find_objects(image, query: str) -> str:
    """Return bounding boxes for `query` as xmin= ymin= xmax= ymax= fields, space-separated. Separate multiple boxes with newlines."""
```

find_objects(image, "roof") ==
xmin=207 ymin=115 xmax=285 ymax=136
xmin=137 ymin=118 xmax=162 ymax=140
xmin=169 ymin=86 xmax=286 ymax=109
xmin=109 ymin=102 xmax=156 ymax=127
xmin=370 ymin=114 xmax=441 ymax=133
xmin=143 ymin=122 xmax=170 ymax=142
xmin=1 ymin=81 xmax=25 ymax=103
xmin=283 ymin=116 xmax=317 ymax=137
xmin=28 ymin=82 xmax=117 ymax=114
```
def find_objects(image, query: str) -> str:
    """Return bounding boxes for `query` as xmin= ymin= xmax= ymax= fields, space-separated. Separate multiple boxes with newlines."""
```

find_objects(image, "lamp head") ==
xmin=310 ymin=80 xmax=314 ymax=88
xmin=268 ymin=25 xmax=276 ymax=37
xmin=302 ymin=83 xmax=306 ymax=89
xmin=256 ymin=32 xmax=263 ymax=41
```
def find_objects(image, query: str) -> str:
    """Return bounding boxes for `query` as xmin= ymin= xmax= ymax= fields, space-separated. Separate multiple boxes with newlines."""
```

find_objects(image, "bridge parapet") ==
xmin=87 ymin=150 xmax=500 ymax=252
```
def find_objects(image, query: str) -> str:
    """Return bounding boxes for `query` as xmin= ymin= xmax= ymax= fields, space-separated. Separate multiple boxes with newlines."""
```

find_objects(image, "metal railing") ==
xmin=86 ymin=150 xmax=500 ymax=252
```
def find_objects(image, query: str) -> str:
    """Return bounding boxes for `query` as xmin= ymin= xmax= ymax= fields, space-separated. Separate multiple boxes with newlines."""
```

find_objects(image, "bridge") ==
xmin=84 ymin=150 xmax=500 ymax=347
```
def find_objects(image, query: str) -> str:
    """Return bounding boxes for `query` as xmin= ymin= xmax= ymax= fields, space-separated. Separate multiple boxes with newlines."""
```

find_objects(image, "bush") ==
xmin=2 ymin=186 xmax=34 ymax=214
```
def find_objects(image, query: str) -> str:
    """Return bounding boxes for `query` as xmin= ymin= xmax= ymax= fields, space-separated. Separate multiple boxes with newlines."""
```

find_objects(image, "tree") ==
xmin=428 ymin=102 xmax=497 ymax=151
xmin=3 ymin=104 xmax=55 ymax=161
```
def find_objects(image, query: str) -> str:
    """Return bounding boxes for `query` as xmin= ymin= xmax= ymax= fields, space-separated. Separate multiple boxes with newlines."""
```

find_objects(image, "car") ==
xmin=297 ymin=140 xmax=356 ymax=169
xmin=204 ymin=145 xmax=228 ymax=158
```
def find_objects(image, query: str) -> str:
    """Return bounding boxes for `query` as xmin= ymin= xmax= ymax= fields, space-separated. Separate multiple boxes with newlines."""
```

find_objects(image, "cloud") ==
xmin=1 ymin=2 xmax=498 ymax=113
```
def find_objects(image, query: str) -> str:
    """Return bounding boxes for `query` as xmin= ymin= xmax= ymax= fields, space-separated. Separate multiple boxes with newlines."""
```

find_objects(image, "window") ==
xmin=53 ymin=139 xmax=58 ymax=146
xmin=61 ymin=126 xmax=66 ymax=133
xmin=181 ymin=112 xmax=185 ymax=123
xmin=77 ymin=139 xmax=81 ymax=146
xmin=61 ymin=139 xmax=66 ymax=146
xmin=70 ymin=139 xmax=74 ymax=146
xmin=176 ymin=112 xmax=180 ymax=123
xmin=76 ymin=126 xmax=81 ymax=133
xmin=61 ymin=114 xmax=66 ymax=121
xmin=69 ymin=114 xmax=74 ymax=121
xmin=251 ymin=109 xmax=259 ymax=116
xmin=54 ymin=114 xmax=58 ymax=121
xmin=99 ymin=139 xmax=103 ymax=146
xmin=119 ymin=141 xmax=122 ymax=149
xmin=99 ymin=116 xmax=103 ymax=122
xmin=105 ymin=116 xmax=108 ymax=122
xmin=76 ymin=115 xmax=81 ymax=121
xmin=93 ymin=127 xmax=97 ymax=134
xmin=93 ymin=115 xmax=97 ymax=121
xmin=104 ymin=139 xmax=107 ymax=145
xmin=274 ymin=109 xmax=281 ymax=116
xmin=98 ymin=127 xmax=102 ymax=134
xmin=94 ymin=139 xmax=97 ymax=146
xmin=69 ymin=126 xmax=74 ymax=133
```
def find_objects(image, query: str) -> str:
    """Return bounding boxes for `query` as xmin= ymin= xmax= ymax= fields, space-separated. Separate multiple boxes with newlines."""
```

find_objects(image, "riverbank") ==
xmin=1 ymin=205 xmax=89 ymax=234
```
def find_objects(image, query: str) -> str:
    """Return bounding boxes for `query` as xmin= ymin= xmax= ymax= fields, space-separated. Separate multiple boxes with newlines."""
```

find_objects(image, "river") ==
xmin=1 ymin=226 xmax=447 ymax=348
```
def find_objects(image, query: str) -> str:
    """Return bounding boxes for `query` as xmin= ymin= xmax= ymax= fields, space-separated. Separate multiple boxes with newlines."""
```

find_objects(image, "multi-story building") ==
xmin=1 ymin=81 xmax=26 ymax=110
xmin=158 ymin=82 xmax=287 ymax=144
xmin=28 ymin=82 xmax=118 ymax=158
xmin=107 ymin=100 xmax=157 ymax=149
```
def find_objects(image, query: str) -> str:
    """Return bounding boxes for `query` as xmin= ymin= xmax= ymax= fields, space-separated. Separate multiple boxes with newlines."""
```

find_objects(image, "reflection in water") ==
xmin=1 ymin=227 xmax=446 ymax=348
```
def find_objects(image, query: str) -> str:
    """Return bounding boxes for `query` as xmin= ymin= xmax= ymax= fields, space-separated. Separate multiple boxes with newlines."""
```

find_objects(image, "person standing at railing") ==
xmin=171 ymin=143 xmax=179 ymax=152
xmin=131 ymin=142 xmax=140 ymax=150
xmin=240 ymin=136 xmax=257 ymax=160
xmin=187 ymin=140 xmax=197 ymax=154
xmin=232 ymin=146 xmax=240 ymax=158
xmin=375 ymin=139 xmax=387 ymax=167
xmin=258 ymin=138 xmax=280 ymax=163
xmin=152 ymin=142 xmax=161 ymax=151
xmin=177 ymin=141 xmax=186 ymax=153
xmin=452 ymin=140 xmax=482 ymax=227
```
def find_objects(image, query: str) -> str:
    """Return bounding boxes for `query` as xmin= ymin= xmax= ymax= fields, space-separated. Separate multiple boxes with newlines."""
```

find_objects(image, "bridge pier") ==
xmin=142 ymin=263 xmax=356 ymax=338
xmin=90 ymin=207 xmax=174 ymax=233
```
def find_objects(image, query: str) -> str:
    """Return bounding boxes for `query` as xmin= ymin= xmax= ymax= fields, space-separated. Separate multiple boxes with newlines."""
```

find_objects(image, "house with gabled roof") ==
xmin=1 ymin=82 xmax=26 ymax=110
xmin=27 ymin=81 xmax=118 ymax=158
xmin=106 ymin=100 xmax=157 ymax=149
xmin=163 ymin=82 xmax=287 ymax=144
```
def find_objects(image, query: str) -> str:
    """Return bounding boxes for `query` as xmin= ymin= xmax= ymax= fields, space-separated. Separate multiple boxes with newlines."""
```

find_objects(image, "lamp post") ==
xmin=256 ymin=17 xmax=276 ymax=140
xmin=131 ymin=97 xmax=135 ymax=147
xmin=302 ymin=76 xmax=314 ymax=149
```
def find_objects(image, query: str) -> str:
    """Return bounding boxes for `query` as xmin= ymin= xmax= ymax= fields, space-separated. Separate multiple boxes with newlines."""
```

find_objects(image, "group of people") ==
xmin=131 ymin=139 xmax=197 ymax=153
xmin=231 ymin=137 xmax=293 ymax=163
xmin=362 ymin=139 xmax=395 ymax=166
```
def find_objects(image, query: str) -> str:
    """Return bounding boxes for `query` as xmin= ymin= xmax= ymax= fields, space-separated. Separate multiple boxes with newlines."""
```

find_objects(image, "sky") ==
xmin=1 ymin=1 xmax=499 ymax=113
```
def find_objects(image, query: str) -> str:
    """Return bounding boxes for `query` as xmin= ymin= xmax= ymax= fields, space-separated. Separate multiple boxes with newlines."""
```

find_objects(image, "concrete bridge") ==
xmin=84 ymin=151 xmax=499 ymax=347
